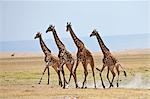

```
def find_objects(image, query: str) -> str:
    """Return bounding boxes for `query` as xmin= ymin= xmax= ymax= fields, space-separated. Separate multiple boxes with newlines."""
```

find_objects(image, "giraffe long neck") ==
xmin=68 ymin=26 xmax=84 ymax=48
xmin=52 ymin=29 xmax=65 ymax=50
xmin=96 ymin=33 xmax=110 ymax=55
xmin=39 ymin=36 xmax=51 ymax=55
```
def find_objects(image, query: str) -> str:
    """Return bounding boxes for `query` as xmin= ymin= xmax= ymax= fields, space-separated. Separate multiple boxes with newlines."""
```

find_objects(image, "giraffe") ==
xmin=46 ymin=25 xmax=78 ymax=89
xmin=66 ymin=22 xmax=96 ymax=88
xmin=34 ymin=32 xmax=63 ymax=86
xmin=90 ymin=29 xmax=127 ymax=88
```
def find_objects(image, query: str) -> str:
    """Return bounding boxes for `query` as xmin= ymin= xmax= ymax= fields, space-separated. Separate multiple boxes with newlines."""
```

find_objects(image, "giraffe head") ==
xmin=46 ymin=25 xmax=55 ymax=33
xmin=34 ymin=32 xmax=42 ymax=39
xmin=66 ymin=22 xmax=72 ymax=32
xmin=90 ymin=29 xmax=98 ymax=37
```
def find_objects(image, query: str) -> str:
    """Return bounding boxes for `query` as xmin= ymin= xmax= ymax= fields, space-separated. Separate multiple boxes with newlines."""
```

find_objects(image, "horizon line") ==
xmin=0 ymin=48 xmax=149 ymax=53
xmin=0 ymin=33 xmax=149 ymax=42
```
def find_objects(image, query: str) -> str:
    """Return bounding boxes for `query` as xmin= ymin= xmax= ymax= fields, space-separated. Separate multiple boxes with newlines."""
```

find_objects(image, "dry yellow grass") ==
xmin=0 ymin=49 xmax=150 ymax=99
xmin=0 ymin=85 xmax=150 ymax=99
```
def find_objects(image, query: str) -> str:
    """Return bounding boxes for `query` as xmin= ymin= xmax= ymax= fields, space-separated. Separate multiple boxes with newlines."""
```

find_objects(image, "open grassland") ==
xmin=0 ymin=49 xmax=150 ymax=99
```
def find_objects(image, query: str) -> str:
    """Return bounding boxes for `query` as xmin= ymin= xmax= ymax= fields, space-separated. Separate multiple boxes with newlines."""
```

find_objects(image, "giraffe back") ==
xmin=77 ymin=47 xmax=94 ymax=63
xmin=58 ymin=48 xmax=74 ymax=64
xmin=103 ymin=53 xmax=118 ymax=66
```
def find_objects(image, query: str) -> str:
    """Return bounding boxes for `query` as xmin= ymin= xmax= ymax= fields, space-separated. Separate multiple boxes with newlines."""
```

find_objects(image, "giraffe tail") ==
xmin=117 ymin=63 xmax=127 ymax=77
xmin=96 ymin=68 xmax=101 ymax=72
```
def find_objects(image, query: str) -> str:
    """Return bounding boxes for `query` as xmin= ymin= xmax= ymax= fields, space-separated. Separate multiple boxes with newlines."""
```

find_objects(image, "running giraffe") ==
xmin=46 ymin=25 xmax=78 ymax=88
xmin=66 ymin=22 xmax=96 ymax=88
xmin=34 ymin=32 xmax=63 ymax=86
xmin=90 ymin=29 xmax=127 ymax=88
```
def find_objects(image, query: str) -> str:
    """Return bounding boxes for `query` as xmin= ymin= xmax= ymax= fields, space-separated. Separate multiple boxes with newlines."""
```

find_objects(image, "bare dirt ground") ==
xmin=0 ymin=49 xmax=150 ymax=99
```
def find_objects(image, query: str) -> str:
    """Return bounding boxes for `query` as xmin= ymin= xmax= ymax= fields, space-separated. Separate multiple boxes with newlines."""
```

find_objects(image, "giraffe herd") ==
xmin=35 ymin=22 xmax=127 ymax=89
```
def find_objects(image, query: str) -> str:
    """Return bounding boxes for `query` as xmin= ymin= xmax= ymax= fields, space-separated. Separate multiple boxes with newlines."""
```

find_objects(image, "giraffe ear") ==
xmin=53 ymin=26 xmax=55 ymax=28
xmin=67 ymin=22 xmax=69 ymax=25
xmin=69 ymin=22 xmax=71 ymax=25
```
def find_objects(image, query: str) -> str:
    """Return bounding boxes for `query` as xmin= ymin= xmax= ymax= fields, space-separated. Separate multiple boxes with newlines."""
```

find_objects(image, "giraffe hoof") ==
xmin=109 ymin=85 xmax=113 ymax=88
xmin=85 ymin=86 xmax=87 ymax=89
xmin=117 ymin=83 xmax=119 ymax=87
xmin=102 ymin=84 xmax=105 ymax=89
xmin=59 ymin=82 xmax=62 ymax=85
xmin=38 ymin=82 xmax=41 ymax=84
xmin=103 ymin=86 xmax=105 ymax=89
xmin=77 ymin=86 xmax=80 ymax=89
xmin=109 ymin=83 xmax=113 ymax=88
xmin=76 ymin=85 xmax=79 ymax=88
xmin=59 ymin=83 xmax=63 ymax=87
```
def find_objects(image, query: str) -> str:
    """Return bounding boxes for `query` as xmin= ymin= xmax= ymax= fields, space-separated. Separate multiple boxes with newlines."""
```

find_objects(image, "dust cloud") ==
xmin=75 ymin=74 xmax=150 ymax=89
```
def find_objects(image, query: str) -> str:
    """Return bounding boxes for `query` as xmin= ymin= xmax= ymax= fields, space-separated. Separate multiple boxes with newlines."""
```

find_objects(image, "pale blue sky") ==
xmin=0 ymin=0 xmax=149 ymax=41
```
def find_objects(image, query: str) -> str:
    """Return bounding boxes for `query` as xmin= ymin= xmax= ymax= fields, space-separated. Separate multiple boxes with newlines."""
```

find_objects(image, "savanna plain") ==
xmin=0 ymin=49 xmax=150 ymax=99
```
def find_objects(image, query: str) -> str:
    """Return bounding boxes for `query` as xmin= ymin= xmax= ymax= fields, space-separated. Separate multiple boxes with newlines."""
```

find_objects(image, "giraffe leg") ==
xmin=68 ymin=71 xmax=72 ymax=84
xmin=58 ymin=70 xmax=63 ymax=87
xmin=90 ymin=60 xmax=96 ymax=88
xmin=107 ymin=67 xmax=111 ymax=86
xmin=61 ymin=68 xmax=68 ymax=85
xmin=116 ymin=65 xmax=120 ymax=87
xmin=66 ymin=63 xmax=78 ymax=88
xmin=38 ymin=66 xmax=47 ymax=84
xmin=52 ymin=64 xmax=62 ymax=87
xmin=73 ymin=59 xmax=80 ymax=87
xmin=67 ymin=60 xmax=75 ymax=84
xmin=59 ymin=61 xmax=67 ymax=89
xmin=109 ymin=67 xmax=116 ymax=88
xmin=59 ymin=58 xmax=68 ymax=85
xmin=96 ymin=64 xmax=106 ymax=89
xmin=117 ymin=63 xmax=127 ymax=77
xmin=82 ymin=68 xmax=88 ymax=89
xmin=47 ymin=67 xmax=50 ymax=85
xmin=81 ymin=61 xmax=88 ymax=89
xmin=61 ymin=65 xmax=67 ymax=89
xmin=66 ymin=63 xmax=72 ymax=84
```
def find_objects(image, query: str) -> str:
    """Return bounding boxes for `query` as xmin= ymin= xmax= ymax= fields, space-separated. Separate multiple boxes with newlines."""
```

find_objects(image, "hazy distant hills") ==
xmin=0 ymin=33 xmax=149 ymax=52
